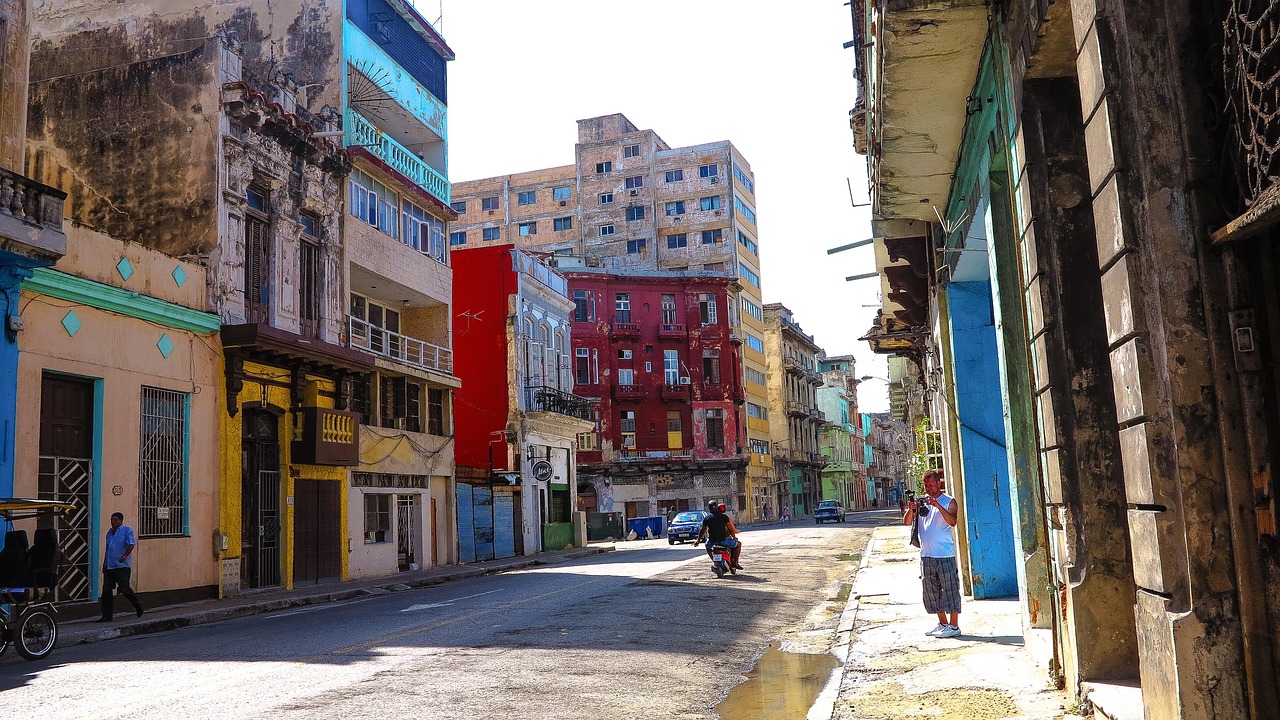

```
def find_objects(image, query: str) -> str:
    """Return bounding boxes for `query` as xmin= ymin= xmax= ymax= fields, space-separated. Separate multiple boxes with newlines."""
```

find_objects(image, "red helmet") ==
xmin=717 ymin=503 xmax=727 ymax=512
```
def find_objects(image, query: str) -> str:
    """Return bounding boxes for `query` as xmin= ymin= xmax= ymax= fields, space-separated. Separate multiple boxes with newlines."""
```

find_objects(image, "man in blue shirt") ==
xmin=97 ymin=512 xmax=144 ymax=622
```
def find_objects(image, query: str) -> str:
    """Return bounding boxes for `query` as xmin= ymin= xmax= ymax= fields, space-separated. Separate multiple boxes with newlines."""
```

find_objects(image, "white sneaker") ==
xmin=934 ymin=625 xmax=961 ymax=638
xmin=925 ymin=623 xmax=948 ymax=636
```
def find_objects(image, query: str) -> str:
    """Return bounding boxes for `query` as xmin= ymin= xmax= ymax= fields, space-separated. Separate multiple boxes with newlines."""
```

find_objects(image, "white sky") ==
xmin=415 ymin=0 xmax=890 ymax=412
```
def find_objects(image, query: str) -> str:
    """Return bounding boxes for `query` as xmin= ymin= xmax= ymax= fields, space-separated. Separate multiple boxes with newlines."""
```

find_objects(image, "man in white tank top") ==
xmin=903 ymin=469 xmax=962 ymax=638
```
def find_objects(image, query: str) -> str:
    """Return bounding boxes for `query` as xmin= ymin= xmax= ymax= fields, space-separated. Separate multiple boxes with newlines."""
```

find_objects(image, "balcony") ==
xmin=346 ymin=109 xmax=450 ymax=206
xmin=782 ymin=357 xmax=803 ymax=375
xmin=805 ymin=369 xmax=824 ymax=385
xmin=523 ymin=386 xmax=594 ymax=421
xmin=658 ymin=323 xmax=686 ymax=339
xmin=619 ymin=449 xmax=693 ymax=462
xmin=292 ymin=406 xmax=361 ymax=466
xmin=0 ymin=167 xmax=68 ymax=262
xmin=611 ymin=321 xmax=640 ymax=338
xmin=348 ymin=316 xmax=453 ymax=375
xmin=661 ymin=382 xmax=691 ymax=401
xmin=787 ymin=400 xmax=805 ymax=417
xmin=615 ymin=384 xmax=644 ymax=400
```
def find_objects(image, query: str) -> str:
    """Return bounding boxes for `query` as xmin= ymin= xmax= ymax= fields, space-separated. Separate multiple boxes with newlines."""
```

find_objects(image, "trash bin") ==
xmin=626 ymin=516 xmax=665 ymax=539
xmin=587 ymin=512 xmax=623 ymax=541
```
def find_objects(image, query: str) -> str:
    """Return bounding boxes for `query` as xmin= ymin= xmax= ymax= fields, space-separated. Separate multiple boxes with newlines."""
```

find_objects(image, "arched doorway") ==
xmin=577 ymin=481 xmax=598 ymax=512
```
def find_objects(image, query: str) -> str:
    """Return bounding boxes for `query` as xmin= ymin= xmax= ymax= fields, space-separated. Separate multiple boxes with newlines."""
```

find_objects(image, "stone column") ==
xmin=1071 ymin=0 xmax=1248 ymax=716
xmin=1020 ymin=76 xmax=1138 ymax=689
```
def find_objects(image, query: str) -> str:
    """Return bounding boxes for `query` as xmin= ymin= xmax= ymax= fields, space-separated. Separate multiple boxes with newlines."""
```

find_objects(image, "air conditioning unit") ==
xmin=714 ymin=210 xmax=721 ymax=216
xmin=673 ymin=217 xmax=681 ymax=223
xmin=679 ymin=376 xmax=691 ymax=385
xmin=559 ymin=200 xmax=567 ymax=206
xmin=629 ymin=189 xmax=638 ymax=196
xmin=710 ymin=177 xmax=719 ymax=183
xmin=488 ymin=210 xmax=495 ymax=216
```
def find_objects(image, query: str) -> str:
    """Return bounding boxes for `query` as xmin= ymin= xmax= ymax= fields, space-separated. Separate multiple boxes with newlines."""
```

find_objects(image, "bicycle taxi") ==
xmin=0 ymin=498 xmax=75 ymax=660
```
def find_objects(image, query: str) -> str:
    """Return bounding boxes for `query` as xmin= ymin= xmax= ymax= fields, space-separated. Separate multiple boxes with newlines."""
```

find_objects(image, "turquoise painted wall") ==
xmin=947 ymin=281 xmax=1018 ymax=598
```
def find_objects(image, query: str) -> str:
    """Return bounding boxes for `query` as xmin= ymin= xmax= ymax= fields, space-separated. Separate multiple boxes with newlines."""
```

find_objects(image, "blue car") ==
xmin=667 ymin=511 xmax=710 ymax=544
xmin=815 ymin=500 xmax=846 ymax=523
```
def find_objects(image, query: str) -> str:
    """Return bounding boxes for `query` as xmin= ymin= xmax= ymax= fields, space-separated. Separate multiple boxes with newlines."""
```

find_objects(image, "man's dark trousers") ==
xmin=101 ymin=567 xmax=143 ymax=619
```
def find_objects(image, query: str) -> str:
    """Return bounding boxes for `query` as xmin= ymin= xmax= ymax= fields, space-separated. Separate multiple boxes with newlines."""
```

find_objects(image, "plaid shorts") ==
xmin=921 ymin=556 xmax=962 ymax=614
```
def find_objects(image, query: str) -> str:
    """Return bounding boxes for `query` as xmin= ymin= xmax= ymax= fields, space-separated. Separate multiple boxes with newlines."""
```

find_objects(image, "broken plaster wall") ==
xmin=25 ymin=1 xmax=340 ymax=259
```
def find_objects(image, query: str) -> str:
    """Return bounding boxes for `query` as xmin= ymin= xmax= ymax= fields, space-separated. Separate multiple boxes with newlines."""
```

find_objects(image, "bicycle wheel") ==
xmin=16 ymin=608 xmax=58 ymax=661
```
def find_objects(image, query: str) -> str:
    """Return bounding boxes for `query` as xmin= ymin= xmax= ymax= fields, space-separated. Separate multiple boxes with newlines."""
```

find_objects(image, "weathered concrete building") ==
xmin=852 ymin=0 xmax=1280 ymax=716
xmin=1 ymin=0 xmax=66 ymax=503
xmin=4 ymin=0 xmax=226 ymax=612
xmin=450 ymin=114 xmax=775 ymax=521
xmin=762 ymin=304 xmax=825 ymax=516
xmin=26 ymin=0 xmax=459 ymax=595
xmin=451 ymin=243 xmax=594 ymax=559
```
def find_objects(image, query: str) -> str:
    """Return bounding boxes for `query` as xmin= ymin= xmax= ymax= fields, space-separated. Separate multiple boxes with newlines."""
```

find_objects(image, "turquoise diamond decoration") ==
xmin=157 ymin=333 xmax=174 ymax=358
xmin=172 ymin=265 xmax=188 ymax=287
xmin=61 ymin=310 xmax=82 ymax=337
xmin=116 ymin=257 xmax=134 ymax=281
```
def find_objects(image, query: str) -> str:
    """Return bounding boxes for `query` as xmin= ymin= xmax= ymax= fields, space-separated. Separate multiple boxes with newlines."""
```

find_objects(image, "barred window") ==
xmin=138 ymin=386 xmax=188 ymax=537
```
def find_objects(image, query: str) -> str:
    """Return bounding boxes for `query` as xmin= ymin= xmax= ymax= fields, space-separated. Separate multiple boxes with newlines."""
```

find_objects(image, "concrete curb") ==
xmin=822 ymin=527 xmax=885 ymax=720
xmin=55 ymin=545 xmax=612 ymax=649
xmin=834 ymin=528 xmax=880 ymax=657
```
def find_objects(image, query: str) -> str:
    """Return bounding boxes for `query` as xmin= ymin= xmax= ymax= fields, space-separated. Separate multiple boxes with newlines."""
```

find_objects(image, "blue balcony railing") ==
xmin=346 ymin=109 xmax=450 ymax=206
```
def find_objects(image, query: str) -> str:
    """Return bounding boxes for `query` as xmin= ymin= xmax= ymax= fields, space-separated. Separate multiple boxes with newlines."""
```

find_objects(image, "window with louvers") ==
xmin=244 ymin=205 xmax=270 ymax=323
xmin=299 ymin=235 xmax=321 ymax=338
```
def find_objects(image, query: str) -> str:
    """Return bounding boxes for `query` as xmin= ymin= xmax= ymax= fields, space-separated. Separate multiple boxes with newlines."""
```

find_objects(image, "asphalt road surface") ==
xmin=0 ymin=512 xmax=893 ymax=720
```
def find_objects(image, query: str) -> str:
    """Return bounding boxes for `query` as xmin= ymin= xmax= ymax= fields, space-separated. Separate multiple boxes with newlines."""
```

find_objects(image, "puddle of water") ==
xmin=715 ymin=641 xmax=842 ymax=720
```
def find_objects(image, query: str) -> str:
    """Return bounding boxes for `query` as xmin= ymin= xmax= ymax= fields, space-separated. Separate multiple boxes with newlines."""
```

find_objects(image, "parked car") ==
xmin=668 ymin=511 xmax=710 ymax=544
xmin=814 ymin=500 xmax=846 ymax=523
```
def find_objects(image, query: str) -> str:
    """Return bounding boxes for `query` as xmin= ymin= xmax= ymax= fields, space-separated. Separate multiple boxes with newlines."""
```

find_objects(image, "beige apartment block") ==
xmin=763 ymin=304 xmax=825 ymax=518
xmin=451 ymin=113 xmax=773 ymax=520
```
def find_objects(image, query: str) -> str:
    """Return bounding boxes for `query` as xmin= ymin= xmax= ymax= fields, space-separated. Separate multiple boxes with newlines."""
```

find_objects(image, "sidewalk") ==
xmin=831 ymin=526 xmax=1079 ymax=720
xmin=53 ymin=544 xmax=613 ymax=650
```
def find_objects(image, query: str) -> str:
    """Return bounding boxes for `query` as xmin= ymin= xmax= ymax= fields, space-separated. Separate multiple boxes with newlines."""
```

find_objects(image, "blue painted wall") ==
xmin=0 ymin=252 xmax=45 ymax=499
xmin=947 ymin=281 xmax=1018 ymax=598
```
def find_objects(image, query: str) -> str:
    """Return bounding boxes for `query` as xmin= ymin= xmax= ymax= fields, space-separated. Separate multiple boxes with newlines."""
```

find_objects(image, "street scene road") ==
xmin=1 ymin=516 xmax=890 ymax=720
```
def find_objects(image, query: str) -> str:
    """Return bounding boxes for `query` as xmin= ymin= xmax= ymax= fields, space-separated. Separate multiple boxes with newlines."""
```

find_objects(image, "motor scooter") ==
xmin=696 ymin=540 xmax=736 ymax=578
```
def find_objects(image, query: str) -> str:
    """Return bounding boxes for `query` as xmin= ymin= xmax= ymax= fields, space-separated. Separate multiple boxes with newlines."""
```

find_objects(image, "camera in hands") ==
xmin=907 ymin=490 xmax=929 ymax=517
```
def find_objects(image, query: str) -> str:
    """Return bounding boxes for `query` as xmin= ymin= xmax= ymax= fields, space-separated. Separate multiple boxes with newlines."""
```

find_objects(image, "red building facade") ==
xmin=564 ymin=269 xmax=748 ymax=519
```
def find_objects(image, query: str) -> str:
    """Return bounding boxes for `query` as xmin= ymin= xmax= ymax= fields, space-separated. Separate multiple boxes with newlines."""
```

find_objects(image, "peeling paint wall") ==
xmin=26 ymin=1 xmax=342 ymax=258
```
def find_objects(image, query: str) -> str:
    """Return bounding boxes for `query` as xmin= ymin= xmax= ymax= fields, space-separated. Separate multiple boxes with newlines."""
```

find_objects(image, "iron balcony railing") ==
xmin=524 ymin=386 xmax=594 ymax=421
xmin=348 ymin=315 xmax=453 ymax=374
xmin=346 ymin=109 xmax=450 ymax=205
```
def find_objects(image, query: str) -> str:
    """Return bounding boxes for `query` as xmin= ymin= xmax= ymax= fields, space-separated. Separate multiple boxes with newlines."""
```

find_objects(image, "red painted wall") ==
xmin=452 ymin=244 xmax=517 ymax=470
xmin=565 ymin=272 xmax=744 ymax=464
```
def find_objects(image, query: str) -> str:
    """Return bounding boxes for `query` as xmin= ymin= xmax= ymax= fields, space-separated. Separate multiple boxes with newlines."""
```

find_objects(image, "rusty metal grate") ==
xmin=1224 ymin=1 xmax=1280 ymax=208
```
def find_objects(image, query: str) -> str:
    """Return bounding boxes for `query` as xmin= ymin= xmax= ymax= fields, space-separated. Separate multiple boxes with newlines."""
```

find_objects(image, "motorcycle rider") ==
xmin=695 ymin=501 xmax=743 ymax=569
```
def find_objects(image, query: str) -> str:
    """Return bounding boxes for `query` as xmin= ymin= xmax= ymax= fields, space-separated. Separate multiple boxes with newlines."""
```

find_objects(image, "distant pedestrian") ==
xmin=96 ymin=512 xmax=144 ymax=622
xmin=780 ymin=507 xmax=790 ymax=523
xmin=904 ymin=469 xmax=960 ymax=638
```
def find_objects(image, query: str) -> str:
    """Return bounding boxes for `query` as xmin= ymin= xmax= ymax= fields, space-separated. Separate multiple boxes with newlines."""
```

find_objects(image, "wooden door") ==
xmin=293 ymin=479 xmax=341 ymax=584
xmin=38 ymin=375 xmax=94 ymax=601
